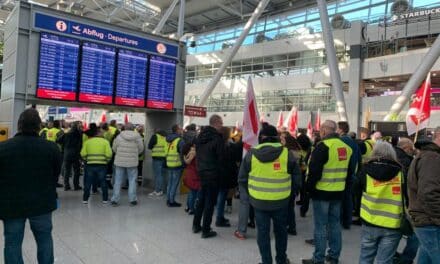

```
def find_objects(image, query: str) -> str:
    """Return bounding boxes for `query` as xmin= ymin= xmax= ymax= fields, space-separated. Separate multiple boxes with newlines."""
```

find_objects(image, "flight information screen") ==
xmin=146 ymin=55 xmax=176 ymax=110
xmin=37 ymin=33 xmax=80 ymax=101
xmin=115 ymin=49 xmax=148 ymax=107
xmin=78 ymin=42 xmax=116 ymax=104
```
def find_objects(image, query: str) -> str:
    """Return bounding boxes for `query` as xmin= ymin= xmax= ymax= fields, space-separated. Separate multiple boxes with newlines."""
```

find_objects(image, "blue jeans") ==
xmin=312 ymin=199 xmax=342 ymax=263
xmin=83 ymin=164 xmax=108 ymax=201
xmin=255 ymin=207 xmax=288 ymax=264
xmin=152 ymin=159 xmax=165 ymax=192
xmin=400 ymin=233 xmax=419 ymax=264
xmin=3 ymin=213 xmax=53 ymax=264
xmin=112 ymin=166 xmax=138 ymax=203
xmin=359 ymin=225 xmax=401 ymax=264
xmin=166 ymin=169 xmax=182 ymax=203
xmin=216 ymin=188 xmax=228 ymax=222
xmin=187 ymin=189 xmax=200 ymax=211
xmin=414 ymin=226 xmax=440 ymax=264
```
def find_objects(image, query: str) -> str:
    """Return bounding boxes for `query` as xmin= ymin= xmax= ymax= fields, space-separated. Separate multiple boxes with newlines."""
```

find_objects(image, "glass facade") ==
xmin=187 ymin=0 xmax=438 ymax=55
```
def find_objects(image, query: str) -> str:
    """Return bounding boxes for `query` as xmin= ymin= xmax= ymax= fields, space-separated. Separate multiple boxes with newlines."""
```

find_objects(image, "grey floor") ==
xmin=0 ymin=188 xmax=372 ymax=264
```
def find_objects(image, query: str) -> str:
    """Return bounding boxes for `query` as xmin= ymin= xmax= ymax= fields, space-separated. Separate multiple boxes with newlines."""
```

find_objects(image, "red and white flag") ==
xmin=307 ymin=112 xmax=313 ymax=139
xmin=315 ymin=108 xmax=321 ymax=131
xmin=285 ymin=106 xmax=298 ymax=137
xmin=124 ymin=113 xmax=129 ymax=124
xmin=406 ymin=73 xmax=431 ymax=135
xmin=242 ymin=77 xmax=260 ymax=155
xmin=276 ymin=111 xmax=284 ymax=130
xmin=100 ymin=111 xmax=107 ymax=123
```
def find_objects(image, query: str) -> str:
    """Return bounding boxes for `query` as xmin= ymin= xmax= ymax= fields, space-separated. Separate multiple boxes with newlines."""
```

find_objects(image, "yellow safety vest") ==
xmin=316 ymin=138 xmax=352 ymax=192
xmin=360 ymin=172 xmax=403 ymax=229
xmin=362 ymin=139 xmax=375 ymax=162
xmin=166 ymin=138 xmax=182 ymax=168
xmin=82 ymin=134 xmax=89 ymax=144
xmin=46 ymin=128 xmax=61 ymax=142
xmin=152 ymin=134 xmax=168 ymax=158
xmin=248 ymin=143 xmax=291 ymax=201
xmin=39 ymin=127 xmax=48 ymax=137
xmin=80 ymin=137 xmax=112 ymax=165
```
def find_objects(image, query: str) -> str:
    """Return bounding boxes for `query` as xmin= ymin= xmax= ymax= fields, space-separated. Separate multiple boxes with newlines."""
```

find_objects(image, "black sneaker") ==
xmin=215 ymin=219 xmax=231 ymax=227
xmin=201 ymin=230 xmax=217 ymax=239
xmin=64 ymin=186 xmax=71 ymax=191
xmin=130 ymin=201 xmax=138 ymax=206
xmin=56 ymin=183 xmax=64 ymax=188
xmin=184 ymin=207 xmax=190 ymax=213
xmin=192 ymin=225 xmax=202 ymax=234
xmin=287 ymin=228 xmax=297 ymax=236
xmin=248 ymin=221 xmax=255 ymax=228
xmin=169 ymin=202 xmax=181 ymax=207
xmin=74 ymin=186 xmax=83 ymax=191
xmin=111 ymin=201 xmax=119 ymax=207
xmin=302 ymin=259 xmax=324 ymax=264
xmin=305 ymin=239 xmax=315 ymax=245
xmin=325 ymin=255 xmax=338 ymax=264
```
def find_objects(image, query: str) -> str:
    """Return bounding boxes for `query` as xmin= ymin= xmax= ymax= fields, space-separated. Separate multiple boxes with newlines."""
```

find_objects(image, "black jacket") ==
xmin=0 ymin=133 xmax=62 ymax=220
xmin=59 ymin=129 xmax=82 ymax=161
xmin=394 ymin=146 xmax=413 ymax=206
xmin=238 ymin=143 xmax=301 ymax=211
xmin=195 ymin=126 xmax=225 ymax=186
xmin=354 ymin=158 xmax=402 ymax=229
xmin=306 ymin=133 xmax=355 ymax=201
xmin=219 ymin=141 xmax=242 ymax=189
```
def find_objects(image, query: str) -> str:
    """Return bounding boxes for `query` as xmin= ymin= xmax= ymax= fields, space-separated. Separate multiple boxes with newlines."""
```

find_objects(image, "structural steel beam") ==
xmin=317 ymin=0 xmax=348 ymax=121
xmin=152 ymin=0 xmax=179 ymax=34
xmin=195 ymin=0 xmax=271 ymax=109
xmin=177 ymin=0 xmax=185 ymax=38
xmin=384 ymin=34 xmax=440 ymax=121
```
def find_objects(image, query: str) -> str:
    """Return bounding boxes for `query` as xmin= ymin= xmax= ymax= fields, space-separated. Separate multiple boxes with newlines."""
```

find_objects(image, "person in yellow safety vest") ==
xmin=136 ymin=125 xmax=145 ymax=186
xmin=238 ymin=123 xmax=301 ymax=264
xmin=80 ymin=125 xmax=112 ymax=204
xmin=354 ymin=141 xmax=404 ymax=264
xmin=108 ymin=120 xmax=118 ymax=140
xmin=359 ymin=127 xmax=375 ymax=162
xmin=147 ymin=129 xmax=168 ymax=196
xmin=46 ymin=120 xmax=64 ymax=144
xmin=165 ymin=124 xmax=185 ymax=207
xmin=302 ymin=120 xmax=354 ymax=264
xmin=39 ymin=122 xmax=49 ymax=139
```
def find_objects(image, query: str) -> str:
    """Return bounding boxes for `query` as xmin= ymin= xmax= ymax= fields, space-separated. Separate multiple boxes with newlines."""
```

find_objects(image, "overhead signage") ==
xmin=146 ymin=56 xmax=176 ymax=110
xmin=392 ymin=7 xmax=440 ymax=21
xmin=34 ymin=12 xmax=179 ymax=58
xmin=184 ymin=105 xmax=207 ymax=117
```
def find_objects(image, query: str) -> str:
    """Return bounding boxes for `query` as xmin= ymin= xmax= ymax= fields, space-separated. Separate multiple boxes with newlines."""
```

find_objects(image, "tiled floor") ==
xmin=0 ymin=188 xmax=395 ymax=264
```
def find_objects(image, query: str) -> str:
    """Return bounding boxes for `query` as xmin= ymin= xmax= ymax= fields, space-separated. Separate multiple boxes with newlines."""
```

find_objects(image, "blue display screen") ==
xmin=146 ymin=56 xmax=176 ymax=110
xmin=37 ymin=33 xmax=79 ymax=101
xmin=79 ymin=42 xmax=116 ymax=104
xmin=115 ymin=49 xmax=148 ymax=107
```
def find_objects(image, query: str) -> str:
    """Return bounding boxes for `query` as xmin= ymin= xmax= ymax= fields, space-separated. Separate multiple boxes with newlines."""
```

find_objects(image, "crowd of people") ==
xmin=0 ymin=108 xmax=439 ymax=264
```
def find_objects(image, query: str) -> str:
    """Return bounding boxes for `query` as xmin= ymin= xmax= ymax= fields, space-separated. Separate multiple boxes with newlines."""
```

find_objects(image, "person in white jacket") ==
xmin=111 ymin=123 xmax=144 ymax=206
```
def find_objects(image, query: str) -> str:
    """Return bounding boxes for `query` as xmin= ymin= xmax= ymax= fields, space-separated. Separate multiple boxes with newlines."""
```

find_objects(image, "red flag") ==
xmin=406 ymin=73 xmax=431 ymax=135
xmin=100 ymin=111 xmax=107 ymax=123
xmin=276 ymin=111 xmax=284 ymax=130
xmin=307 ymin=112 xmax=313 ymax=139
xmin=124 ymin=113 xmax=129 ymax=124
xmin=315 ymin=108 xmax=321 ymax=131
xmin=242 ymin=77 xmax=260 ymax=155
xmin=82 ymin=120 xmax=88 ymax=131
xmin=287 ymin=106 xmax=298 ymax=137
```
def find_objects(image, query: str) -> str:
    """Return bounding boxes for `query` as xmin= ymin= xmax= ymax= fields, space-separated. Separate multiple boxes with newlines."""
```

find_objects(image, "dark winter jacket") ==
xmin=219 ymin=141 xmax=242 ymax=189
xmin=195 ymin=126 xmax=225 ymax=186
xmin=408 ymin=141 xmax=440 ymax=227
xmin=354 ymin=158 xmax=402 ymax=229
xmin=59 ymin=129 xmax=82 ymax=161
xmin=306 ymin=134 xmax=355 ymax=201
xmin=238 ymin=143 xmax=301 ymax=211
xmin=394 ymin=146 xmax=413 ymax=207
xmin=0 ymin=133 xmax=62 ymax=220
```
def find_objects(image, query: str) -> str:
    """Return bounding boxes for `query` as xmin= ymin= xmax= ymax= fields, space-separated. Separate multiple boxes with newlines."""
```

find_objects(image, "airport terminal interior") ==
xmin=0 ymin=0 xmax=440 ymax=263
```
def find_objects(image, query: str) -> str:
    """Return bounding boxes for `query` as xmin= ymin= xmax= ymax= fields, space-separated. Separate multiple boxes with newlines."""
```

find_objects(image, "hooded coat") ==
xmin=408 ymin=141 xmax=440 ymax=227
xmin=354 ymin=158 xmax=402 ymax=228
xmin=113 ymin=130 xmax=144 ymax=168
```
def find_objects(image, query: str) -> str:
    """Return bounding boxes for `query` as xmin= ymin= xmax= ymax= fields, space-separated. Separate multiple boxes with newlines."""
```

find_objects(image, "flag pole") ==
xmin=414 ymin=119 xmax=420 ymax=143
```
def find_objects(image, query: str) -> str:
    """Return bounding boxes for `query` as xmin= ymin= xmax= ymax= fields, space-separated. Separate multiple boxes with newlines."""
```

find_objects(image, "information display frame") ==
xmin=146 ymin=55 xmax=177 ymax=111
xmin=36 ymin=33 xmax=80 ymax=102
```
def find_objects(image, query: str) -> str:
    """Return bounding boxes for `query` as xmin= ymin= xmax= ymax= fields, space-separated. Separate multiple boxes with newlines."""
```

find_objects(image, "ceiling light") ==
xmin=433 ymin=73 xmax=437 ymax=77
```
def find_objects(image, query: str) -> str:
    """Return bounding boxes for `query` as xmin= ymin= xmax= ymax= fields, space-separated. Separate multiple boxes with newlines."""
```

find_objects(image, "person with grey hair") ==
xmin=111 ymin=122 xmax=144 ymax=206
xmin=303 ymin=120 xmax=354 ymax=264
xmin=408 ymin=127 xmax=440 ymax=263
xmin=353 ymin=141 xmax=404 ymax=264
xmin=0 ymin=108 xmax=62 ymax=263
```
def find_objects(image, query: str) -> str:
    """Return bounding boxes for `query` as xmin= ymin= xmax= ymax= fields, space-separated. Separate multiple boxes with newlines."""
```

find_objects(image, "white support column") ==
xmin=384 ymin=34 xmax=440 ymax=121
xmin=196 ymin=0 xmax=271 ymax=108
xmin=177 ymin=0 xmax=185 ymax=38
xmin=317 ymin=0 xmax=348 ymax=121
xmin=152 ymin=0 xmax=179 ymax=35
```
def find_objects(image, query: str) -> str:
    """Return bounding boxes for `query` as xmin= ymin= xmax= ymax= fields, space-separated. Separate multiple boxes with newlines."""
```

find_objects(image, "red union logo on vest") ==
xmin=273 ymin=162 xmax=281 ymax=171
xmin=392 ymin=186 xmax=401 ymax=195
xmin=337 ymin=148 xmax=347 ymax=161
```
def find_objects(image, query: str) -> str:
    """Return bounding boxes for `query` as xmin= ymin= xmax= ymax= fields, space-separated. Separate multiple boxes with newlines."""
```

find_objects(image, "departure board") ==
xmin=115 ymin=49 xmax=148 ymax=107
xmin=78 ymin=42 xmax=116 ymax=104
xmin=146 ymin=56 xmax=176 ymax=110
xmin=37 ymin=33 xmax=79 ymax=101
